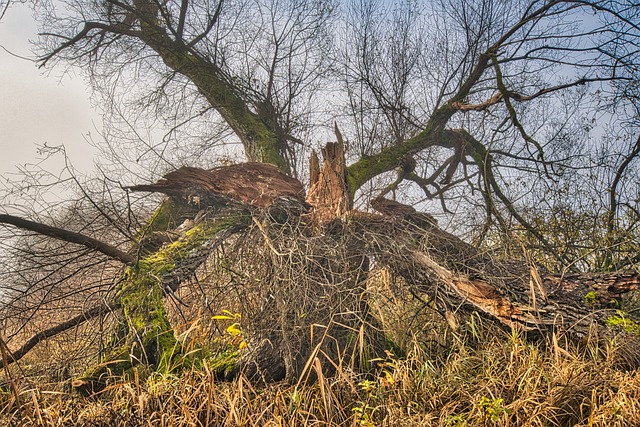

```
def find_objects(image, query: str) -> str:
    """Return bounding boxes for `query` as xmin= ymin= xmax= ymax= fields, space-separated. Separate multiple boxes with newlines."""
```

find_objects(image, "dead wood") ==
xmin=127 ymin=151 xmax=640 ymax=380
xmin=9 ymin=151 xmax=638 ymax=385
xmin=128 ymin=163 xmax=307 ymax=209
xmin=0 ymin=302 xmax=120 ymax=369
xmin=306 ymin=133 xmax=351 ymax=222
xmin=362 ymin=201 xmax=640 ymax=336
xmin=0 ymin=214 xmax=134 ymax=264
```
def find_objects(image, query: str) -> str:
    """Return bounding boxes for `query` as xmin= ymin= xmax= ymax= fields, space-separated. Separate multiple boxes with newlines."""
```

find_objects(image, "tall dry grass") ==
xmin=2 ymin=317 xmax=640 ymax=427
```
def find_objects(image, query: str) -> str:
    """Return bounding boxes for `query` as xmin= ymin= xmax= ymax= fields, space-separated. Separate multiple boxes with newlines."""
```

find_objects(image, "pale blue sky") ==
xmin=0 ymin=2 xmax=99 ymax=176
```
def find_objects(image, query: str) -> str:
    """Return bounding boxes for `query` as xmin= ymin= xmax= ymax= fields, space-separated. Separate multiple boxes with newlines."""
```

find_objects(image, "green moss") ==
xmin=117 ymin=270 xmax=176 ymax=366
xmin=168 ymin=50 xmax=288 ymax=173
xmin=584 ymin=291 xmax=598 ymax=307
xmin=138 ymin=11 xmax=290 ymax=172
xmin=80 ymin=214 xmax=249 ymax=388
xmin=606 ymin=313 xmax=640 ymax=335
xmin=135 ymin=215 xmax=244 ymax=278
xmin=207 ymin=348 xmax=241 ymax=379
xmin=134 ymin=199 xmax=192 ymax=255
xmin=148 ymin=199 xmax=181 ymax=231
xmin=75 ymin=270 xmax=180 ymax=389
xmin=346 ymin=108 xmax=457 ymax=196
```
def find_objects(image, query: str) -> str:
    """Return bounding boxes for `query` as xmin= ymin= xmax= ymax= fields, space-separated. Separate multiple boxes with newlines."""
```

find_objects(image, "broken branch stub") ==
xmin=306 ymin=140 xmax=351 ymax=222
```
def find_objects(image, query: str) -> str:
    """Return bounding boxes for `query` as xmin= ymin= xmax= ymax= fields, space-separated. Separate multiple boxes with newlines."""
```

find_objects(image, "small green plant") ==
xmin=352 ymin=379 xmax=380 ymax=426
xmin=606 ymin=312 xmax=640 ymax=335
xmin=352 ymin=401 xmax=378 ymax=427
xmin=370 ymin=350 xmax=398 ymax=386
xmin=444 ymin=413 xmax=469 ymax=427
xmin=357 ymin=380 xmax=377 ymax=393
xmin=352 ymin=350 xmax=401 ymax=426
xmin=212 ymin=310 xmax=246 ymax=348
xmin=476 ymin=396 xmax=510 ymax=424
xmin=584 ymin=291 xmax=598 ymax=307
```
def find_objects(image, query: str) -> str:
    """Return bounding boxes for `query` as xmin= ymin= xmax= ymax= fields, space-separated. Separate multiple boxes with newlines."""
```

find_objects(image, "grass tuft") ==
xmin=3 ymin=321 xmax=640 ymax=426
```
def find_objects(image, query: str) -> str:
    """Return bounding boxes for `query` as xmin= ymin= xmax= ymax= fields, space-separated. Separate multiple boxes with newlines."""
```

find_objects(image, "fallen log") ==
xmin=362 ymin=198 xmax=640 ymax=336
xmin=126 ymin=161 xmax=640 ymax=380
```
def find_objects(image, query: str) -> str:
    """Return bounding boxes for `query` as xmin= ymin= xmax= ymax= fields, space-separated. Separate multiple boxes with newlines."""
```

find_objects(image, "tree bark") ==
xmin=0 ymin=214 xmax=134 ymax=264
xmin=359 ymin=202 xmax=640 ymax=336
xmin=306 ymin=139 xmax=352 ymax=222
xmin=73 ymin=198 xmax=252 ymax=391
xmin=131 ymin=0 xmax=291 ymax=174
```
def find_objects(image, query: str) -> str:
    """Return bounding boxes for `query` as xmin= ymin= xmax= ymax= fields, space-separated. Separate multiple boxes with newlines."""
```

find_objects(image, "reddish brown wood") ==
xmin=129 ymin=163 xmax=306 ymax=209
xmin=306 ymin=141 xmax=351 ymax=222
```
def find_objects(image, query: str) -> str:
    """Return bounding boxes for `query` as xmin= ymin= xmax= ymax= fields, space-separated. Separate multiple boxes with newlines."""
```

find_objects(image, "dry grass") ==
xmin=2 ymin=319 xmax=640 ymax=427
xmin=2 ymin=222 xmax=640 ymax=426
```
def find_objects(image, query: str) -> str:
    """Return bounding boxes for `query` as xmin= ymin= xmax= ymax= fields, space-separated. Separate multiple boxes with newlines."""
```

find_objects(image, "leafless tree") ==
xmin=1 ymin=0 xmax=640 ymax=385
xmin=26 ymin=0 xmax=639 ymax=248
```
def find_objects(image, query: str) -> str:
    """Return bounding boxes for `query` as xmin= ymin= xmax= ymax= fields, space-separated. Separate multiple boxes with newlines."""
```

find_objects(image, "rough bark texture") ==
xmin=128 ymin=163 xmax=307 ymax=209
xmin=306 ymin=141 xmax=352 ymax=223
xmin=128 ymin=0 xmax=290 ymax=174
xmin=357 ymin=205 xmax=640 ymax=337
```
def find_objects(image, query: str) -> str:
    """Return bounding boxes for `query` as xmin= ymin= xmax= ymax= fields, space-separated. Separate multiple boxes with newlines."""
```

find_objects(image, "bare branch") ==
xmin=0 ymin=214 xmax=134 ymax=264
xmin=0 ymin=302 xmax=120 ymax=369
xmin=39 ymin=21 xmax=140 ymax=67
xmin=608 ymin=134 xmax=640 ymax=234
xmin=452 ymin=92 xmax=504 ymax=111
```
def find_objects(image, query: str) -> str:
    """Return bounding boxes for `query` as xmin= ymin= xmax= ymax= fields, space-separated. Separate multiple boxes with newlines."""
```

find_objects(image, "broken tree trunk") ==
xmin=85 ymin=164 xmax=312 ymax=385
xmin=7 ymin=143 xmax=640 ymax=390
xmin=116 ymin=154 xmax=385 ymax=383
xmin=78 ymin=155 xmax=640 ymax=387
xmin=306 ymin=128 xmax=352 ymax=222
xmin=361 ymin=199 xmax=640 ymax=337
xmin=237 ymin=138 xmax=386 ymax=382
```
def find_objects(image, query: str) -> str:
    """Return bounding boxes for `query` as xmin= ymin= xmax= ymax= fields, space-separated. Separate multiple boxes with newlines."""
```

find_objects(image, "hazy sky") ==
xmin=0 ymin=2 xmax=99 ymax=177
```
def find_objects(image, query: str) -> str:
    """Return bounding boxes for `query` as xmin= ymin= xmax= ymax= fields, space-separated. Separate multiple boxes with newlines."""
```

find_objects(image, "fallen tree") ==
xmin=2 ymin=147 xmax=640 ymax=387
xmin=120 ymin=145 xmax=640 ymax=378
xmin=3 ymin=0 xmax=640 ymax=397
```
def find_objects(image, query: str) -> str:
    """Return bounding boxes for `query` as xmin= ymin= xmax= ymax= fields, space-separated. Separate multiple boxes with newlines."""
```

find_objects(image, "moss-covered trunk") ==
xmin=130 ymin=0 xmax=290 ymax=175
xmin=75 ymin=200 xmax=249 ymax=389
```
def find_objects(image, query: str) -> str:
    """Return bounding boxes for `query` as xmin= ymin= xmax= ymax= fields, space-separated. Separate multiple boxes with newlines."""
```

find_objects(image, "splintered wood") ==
xmin=306 ymin=140 xmax=352 ymax=222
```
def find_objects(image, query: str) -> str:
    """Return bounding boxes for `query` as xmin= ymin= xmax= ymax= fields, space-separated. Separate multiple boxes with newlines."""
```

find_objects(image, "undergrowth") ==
xmin=2 ymin=321 xmax=640 ymax=427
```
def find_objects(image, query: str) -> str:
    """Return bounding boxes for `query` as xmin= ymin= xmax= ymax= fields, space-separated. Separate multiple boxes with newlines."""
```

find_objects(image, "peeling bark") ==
xmin=108 ymin=159 xmax=640 ymax=382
